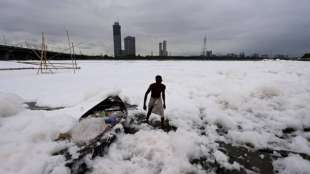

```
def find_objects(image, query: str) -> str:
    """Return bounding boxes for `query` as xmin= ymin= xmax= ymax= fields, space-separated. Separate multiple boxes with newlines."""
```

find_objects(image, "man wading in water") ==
xmin=143 ymin=75 xmax=166 ymax=127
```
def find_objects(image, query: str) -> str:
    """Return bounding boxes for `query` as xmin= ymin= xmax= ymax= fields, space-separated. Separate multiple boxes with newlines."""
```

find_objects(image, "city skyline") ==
xmin=0 ymin=0 xmax=309 ymax=56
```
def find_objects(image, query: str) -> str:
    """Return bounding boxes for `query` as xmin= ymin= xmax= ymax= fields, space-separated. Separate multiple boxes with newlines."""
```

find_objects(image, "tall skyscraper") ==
xmin=159 ymin=42 xmax=163 ymax=56
xmin=113 ymin=22 xmax=122 ymax=57
xmin=124 ymin=36 xmax=136 ymax=56
xmin=202 ymin=36 xmax=207 ymax=56
xmin=159 ymin=40 xmax=168 ymax=56
xmin=163 ymin=40 xmax=168 ymax=56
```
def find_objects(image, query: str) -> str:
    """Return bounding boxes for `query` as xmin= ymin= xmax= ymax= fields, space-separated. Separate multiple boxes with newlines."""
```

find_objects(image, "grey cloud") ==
xmin=0 ymin=0 xmax=309 ymax=56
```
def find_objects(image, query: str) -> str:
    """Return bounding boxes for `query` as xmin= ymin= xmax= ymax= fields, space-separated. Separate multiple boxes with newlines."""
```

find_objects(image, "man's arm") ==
xmin=143 ymin=86 xmax=151 ymax=110
xmin=162 ymin=88 xmax=166 ymax=109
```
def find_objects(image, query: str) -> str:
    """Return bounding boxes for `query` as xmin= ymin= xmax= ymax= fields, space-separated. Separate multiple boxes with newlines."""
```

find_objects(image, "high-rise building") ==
xmin=124 ymin=36 xmax=136 ymax=56
xmin=113 ymin=22 xmax=122 ymax=57
xmin=159 ymin=40 xmax=168 ymax=56
xmin=159 ymin=42 xmax=163 ymax=56
xmin=206 ymin=51 xmax=212 ymax=57
xmin=163 ymin=40 xmax=168 ymax=56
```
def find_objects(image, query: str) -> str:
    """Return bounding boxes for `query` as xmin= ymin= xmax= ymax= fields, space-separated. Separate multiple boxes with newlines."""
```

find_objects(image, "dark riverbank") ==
xmin=0 ymin=44 xmax=302 ymax=61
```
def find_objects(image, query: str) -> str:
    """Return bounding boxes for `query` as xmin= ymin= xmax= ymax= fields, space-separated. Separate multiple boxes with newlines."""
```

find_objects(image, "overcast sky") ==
xmin=0 ymin=0 xmax=309 ymax=56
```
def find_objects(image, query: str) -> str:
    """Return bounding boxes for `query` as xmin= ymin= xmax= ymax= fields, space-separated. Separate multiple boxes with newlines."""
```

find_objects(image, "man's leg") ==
xmin=146 ymin=106 xmax=153 ymax=123
xmin=161 ymin=116 xmax=165 ymax=128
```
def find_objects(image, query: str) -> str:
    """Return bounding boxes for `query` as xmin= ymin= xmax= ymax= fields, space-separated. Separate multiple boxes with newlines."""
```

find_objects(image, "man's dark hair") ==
xmin=155 ymin=75 xmax=162 ymax=82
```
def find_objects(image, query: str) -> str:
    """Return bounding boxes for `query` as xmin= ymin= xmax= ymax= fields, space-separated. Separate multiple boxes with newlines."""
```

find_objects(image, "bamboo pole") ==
xmin=36 ymin=32 xmax=54 ymax=74
xmin=37 ymin=32 xmax=44 ymax=74
xmin=71 ymin=42 xmax=78 ymax=72
xmin=66 ymin=30 xmax=72 ymax=58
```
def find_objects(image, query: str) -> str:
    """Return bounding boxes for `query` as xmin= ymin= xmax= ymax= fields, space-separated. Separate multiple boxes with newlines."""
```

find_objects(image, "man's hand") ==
xmin=163 ymin=103 xmax=166 ymax=109
xmin=143 ymin=104 xmax=147 ymax=110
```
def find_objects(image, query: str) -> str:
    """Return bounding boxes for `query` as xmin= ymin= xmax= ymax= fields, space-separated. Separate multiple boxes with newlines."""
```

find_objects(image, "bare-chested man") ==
xmin=143 ymin=75 xmax=166 ymax=127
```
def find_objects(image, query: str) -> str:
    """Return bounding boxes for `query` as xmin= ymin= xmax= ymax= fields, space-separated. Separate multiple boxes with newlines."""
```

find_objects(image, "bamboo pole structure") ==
xmin=37 ymin=32 xmax=53 ymax=74
xmin=25 ymin=31 xmax=80 ymax=74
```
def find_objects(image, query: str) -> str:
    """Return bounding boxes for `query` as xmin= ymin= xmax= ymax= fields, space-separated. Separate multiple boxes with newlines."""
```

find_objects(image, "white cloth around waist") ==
xmin=148 ymin=97 xmax=164 ymax=117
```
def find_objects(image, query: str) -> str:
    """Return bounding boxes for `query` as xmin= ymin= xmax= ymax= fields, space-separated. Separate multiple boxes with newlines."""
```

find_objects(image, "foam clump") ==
xmin=251 ymin=86 xmax=281 ymax=99
xmin=70 ymin=117 xmax=107 ymax=144
xmin=273 ymin=154 xmax=310 ymax=174
xmin=0 ymin=92 xmax=24 ymax=117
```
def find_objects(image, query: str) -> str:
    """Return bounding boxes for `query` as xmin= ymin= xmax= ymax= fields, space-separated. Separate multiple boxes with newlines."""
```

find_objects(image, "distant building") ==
xmin=227 ymin=53 xmax=238 ymax=58
xmin=124 ymin=36 xmax=136 ymax=56
xmin=251 ymin=53 xmax=259 ymax=58
xmin=159 ymin=40 xmax=168 ymax=57
xmin=159 ymin=42 xmax=163 ymax=56
xmin=206 ymin=50 xmax=212 ymax=57
xmin=163 ymin=40 xmax=168 ymax=56
xmin=113 ymin=22 xmax=122 ymax=57
xmin=239 ymin=52 xmax=245 ymax=58
xmin=261 ymin=54 xmax=269 ymax=59
xmin=274 ymin=54 xmax=289 ymax=59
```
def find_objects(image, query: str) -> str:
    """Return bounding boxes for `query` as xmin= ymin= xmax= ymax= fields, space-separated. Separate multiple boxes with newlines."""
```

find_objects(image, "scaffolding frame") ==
xmin=28 ymin=31 xmax=80 ymax=74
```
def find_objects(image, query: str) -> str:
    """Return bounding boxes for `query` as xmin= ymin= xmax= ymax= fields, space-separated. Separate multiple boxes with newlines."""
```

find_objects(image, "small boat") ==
xmin=51 ymin=96 xmax=127 ymax=174
xmin=79 ymin=95 xmax=127 ymax=121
